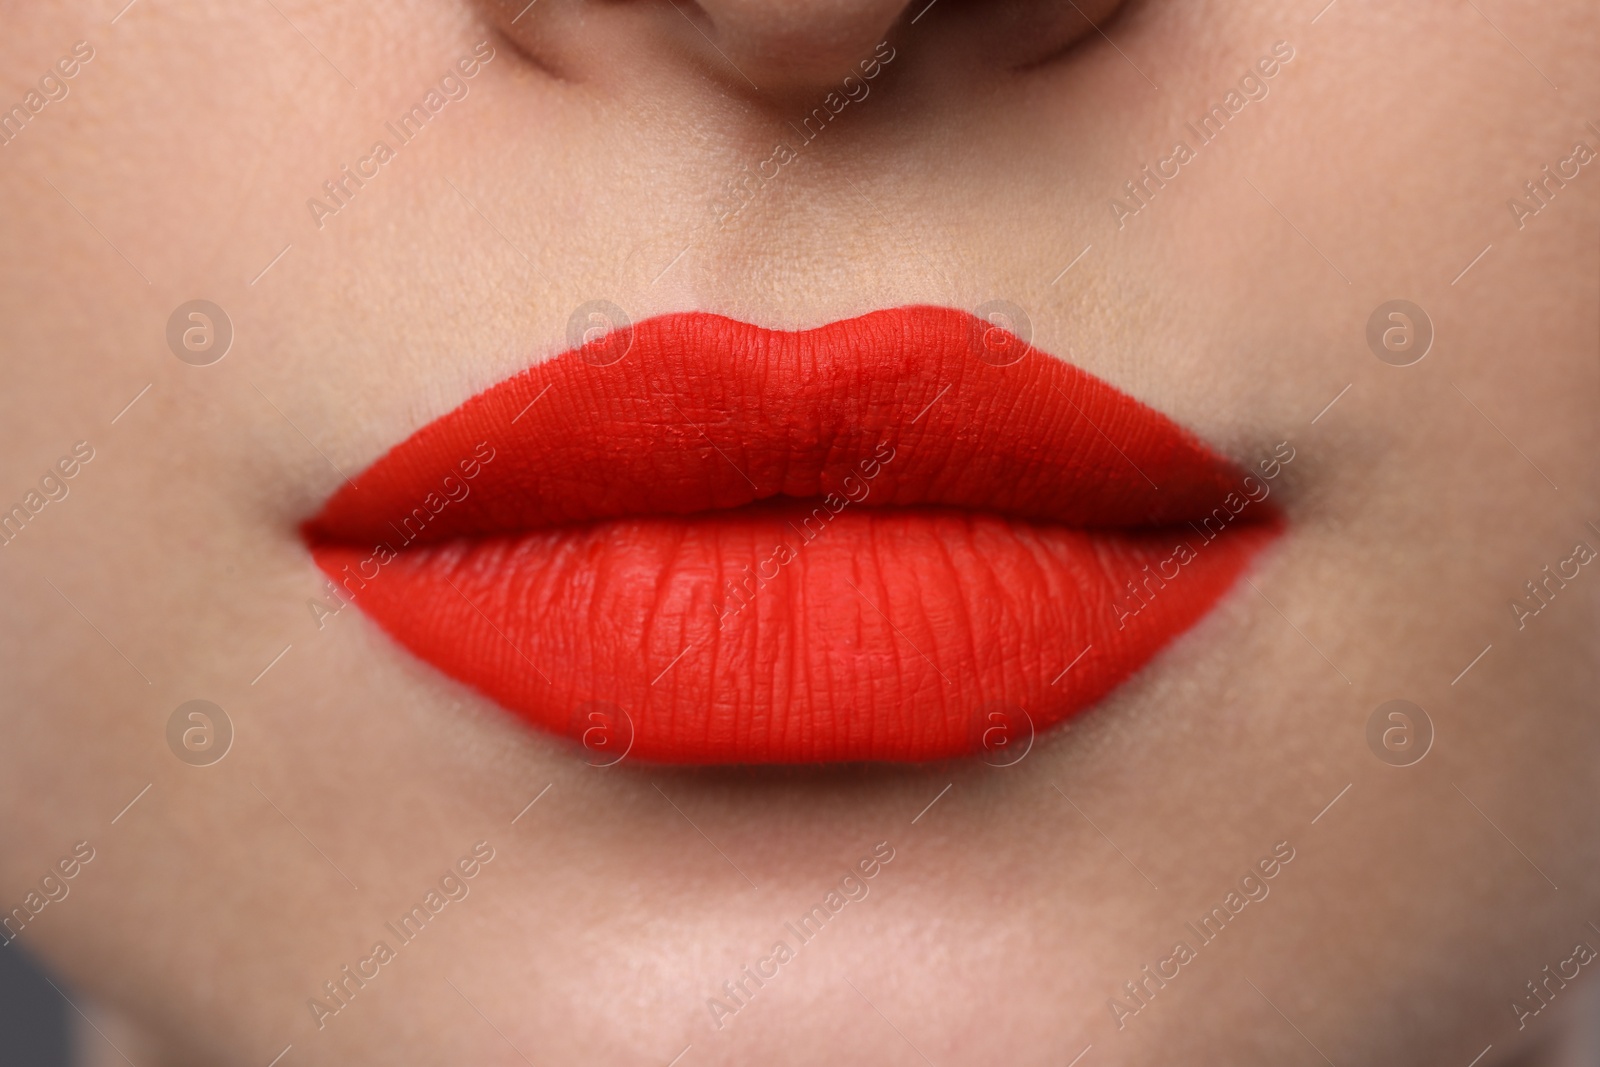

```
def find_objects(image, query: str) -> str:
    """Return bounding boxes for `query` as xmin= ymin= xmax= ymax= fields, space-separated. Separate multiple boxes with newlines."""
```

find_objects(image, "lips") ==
xmin=303 ymin=306 xmax=1280 ymax=764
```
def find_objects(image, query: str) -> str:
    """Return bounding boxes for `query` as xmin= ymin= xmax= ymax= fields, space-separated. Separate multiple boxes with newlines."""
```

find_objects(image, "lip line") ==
xmin=307 ymin=499 xmax=1273 ymax=547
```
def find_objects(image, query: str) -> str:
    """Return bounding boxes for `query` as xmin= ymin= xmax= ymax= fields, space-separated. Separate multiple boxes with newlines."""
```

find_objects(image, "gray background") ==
xmin=0 ymin=945 xmax=71 ymax=1067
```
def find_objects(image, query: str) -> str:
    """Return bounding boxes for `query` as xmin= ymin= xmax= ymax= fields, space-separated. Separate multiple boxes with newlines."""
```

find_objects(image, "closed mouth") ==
xmin=302 ymin=305 xmax=1281 ymax=764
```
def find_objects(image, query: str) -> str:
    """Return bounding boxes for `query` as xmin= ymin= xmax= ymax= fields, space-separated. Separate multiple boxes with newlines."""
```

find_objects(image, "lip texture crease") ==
xmin=303 ymin=306 xmax=1281 ymax=764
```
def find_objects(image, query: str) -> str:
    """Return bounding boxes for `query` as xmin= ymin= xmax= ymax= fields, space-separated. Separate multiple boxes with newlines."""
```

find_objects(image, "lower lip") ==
xmin=306 ymin=307 xmax=1279 ymax=765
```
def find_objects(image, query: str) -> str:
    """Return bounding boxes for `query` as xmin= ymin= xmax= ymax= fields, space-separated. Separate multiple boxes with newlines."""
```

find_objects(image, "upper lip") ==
xmin=306 ymin=306 xmax=1257 ymax=544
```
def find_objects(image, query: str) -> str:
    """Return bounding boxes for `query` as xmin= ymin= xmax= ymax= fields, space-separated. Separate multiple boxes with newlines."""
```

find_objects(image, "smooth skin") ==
xmin=0 ymin=0 xmax=1596 ymax=1064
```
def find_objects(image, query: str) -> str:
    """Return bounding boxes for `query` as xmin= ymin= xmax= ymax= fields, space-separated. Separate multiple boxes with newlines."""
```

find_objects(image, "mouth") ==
xmin=302 ymin=305 xmax=1281 ymax=765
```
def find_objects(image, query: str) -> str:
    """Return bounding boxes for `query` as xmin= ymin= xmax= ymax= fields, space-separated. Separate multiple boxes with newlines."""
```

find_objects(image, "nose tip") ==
xmin=493 ymin=0 xmax=1127 ymax=103
xmin=676 ymin=0 xmax=911 ymax=94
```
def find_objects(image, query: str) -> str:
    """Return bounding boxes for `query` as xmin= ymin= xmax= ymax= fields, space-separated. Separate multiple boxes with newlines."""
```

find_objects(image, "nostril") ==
xmin=954 ymin=0 xmax=1133 ymax=71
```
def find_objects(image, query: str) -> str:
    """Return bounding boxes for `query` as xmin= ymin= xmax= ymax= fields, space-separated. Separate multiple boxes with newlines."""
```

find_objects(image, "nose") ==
xmin=490 ymin=0 xmax=1129 ymax=101
xmin=488 ymin=0 xmax=916 ymax=98
xmin=685 ymin=0 xmax=913 ymax=92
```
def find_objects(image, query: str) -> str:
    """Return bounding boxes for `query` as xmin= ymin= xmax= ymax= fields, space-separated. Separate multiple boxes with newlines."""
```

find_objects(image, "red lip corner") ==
xmin=302 ymin=306 xmax=1283 ymax=764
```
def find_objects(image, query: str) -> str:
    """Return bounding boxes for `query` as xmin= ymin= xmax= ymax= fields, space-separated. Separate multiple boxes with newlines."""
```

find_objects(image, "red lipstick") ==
xmin=304 ymin=306 xmax=1279 ymax=764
